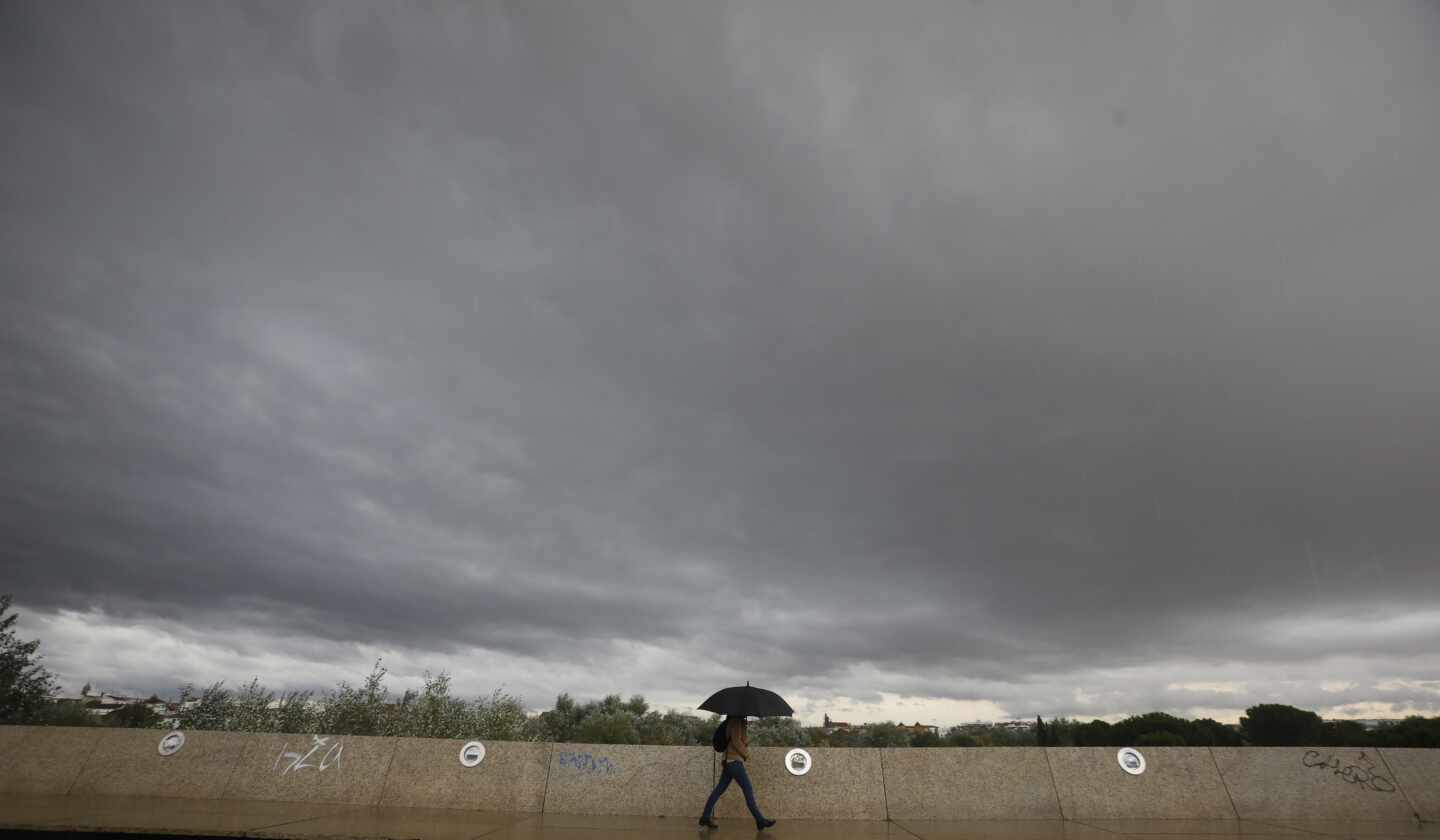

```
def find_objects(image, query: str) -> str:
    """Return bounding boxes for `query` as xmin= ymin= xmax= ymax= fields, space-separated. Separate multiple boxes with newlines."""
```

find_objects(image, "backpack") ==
xmin=712 ymin=721 xmax=729 ymax=753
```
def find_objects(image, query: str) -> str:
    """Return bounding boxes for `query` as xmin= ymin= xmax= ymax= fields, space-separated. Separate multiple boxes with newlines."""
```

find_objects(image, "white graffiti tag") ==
xmin=274 ymin=735 xmax=344 ymax=776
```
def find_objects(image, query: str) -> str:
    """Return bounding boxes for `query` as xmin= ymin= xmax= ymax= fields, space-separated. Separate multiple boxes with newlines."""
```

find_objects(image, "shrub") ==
xmin=1135 ymin=730 xmax=1186 ymax=747
xmin=1239 ymin=704 xmax=1325 ymax=746
xmin=107 ymin=702 xmax=160 ymax=728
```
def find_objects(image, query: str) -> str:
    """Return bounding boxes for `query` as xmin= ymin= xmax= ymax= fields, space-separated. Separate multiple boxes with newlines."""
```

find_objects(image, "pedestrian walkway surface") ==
xmin=1 ymin=796 xmax=1433 ymax=840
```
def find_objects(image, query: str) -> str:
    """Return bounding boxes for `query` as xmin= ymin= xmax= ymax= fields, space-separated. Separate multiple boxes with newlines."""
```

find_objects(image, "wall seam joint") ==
xmin=879 ymin=748 xmax=890 ymax=822
xmin=374 ymin=736 xmax=400 ymax=807
xmin=218 ymin=732 xmax=248 ymax=800
xmin=1209 ymin=746 xmax=1241 ymax=821
xmin=1374 ymin=748 xmax=1422 ymax=824
xmin=65 ymin=726 xmax=109 ymax=796
xmin=539 ymin=742 xmax=556 ymax=814
xmin=1043 ymin=747 xmax=1066 ymax=821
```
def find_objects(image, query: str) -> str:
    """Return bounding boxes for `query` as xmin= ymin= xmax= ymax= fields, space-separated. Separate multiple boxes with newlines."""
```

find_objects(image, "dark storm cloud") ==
xmin=4 ymin=0 xmax=1440 ymax=718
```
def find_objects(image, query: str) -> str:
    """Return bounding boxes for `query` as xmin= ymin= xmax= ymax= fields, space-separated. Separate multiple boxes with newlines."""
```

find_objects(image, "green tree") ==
xmin=1239 ymin=704 xmax=1325 ymax=746
xmin=575 ymin=710 xmax=640 ymax=744
xmin=942 ymin=727 xmax=978 ymax=747
xmin=315 ymin=660 xmax=390 ymax=736
xmin=637 ymin=710 xmax=706 ymax=745
xmin=910 ymin=729 xmax=942 ymax=747
xmin=1135 ymin=730 xmax=1186 ymax=747
xmin=1319 ymin=720 xmax=1373 ymax=748
xmin=107 ymin=702 xmax=160 ymax=728
xmin=689 ymin=713 xmax=722 ymax=746
xmin=1375 ymin=716 xmax=1440 ymax=748
xmin=389 ymin=671 xmax=467 ymax=738
xmin=533 ymin=693 xmax=688 ymax=744
xmin=270 ymin=689 xmax=318 ymax=735
xmin=1031 ymin=716 xmax=1078 ymax=746
xmin=1189 ymin=718 xmax=1242 ymax=747
xmin=978 ymin=725 xmax=1036 ymax=747
xmin=824 ymin=727 xmax=863 ymax=747
xmin=1111 ymin=712 xmax=1191 ymax=746
xmin=174 ymin=681 xmax=235 ymax=731
xmin=229 ymin=677 xmax=281 ymax=733
xmin=1073 ymin=720 xmax=1114 ymax=746
xmin=748 ymin=716 xmax=811 ymax=747
xmin=1044 ymin=717 xmax=1081 ymax=747
xmin=471 ymin=687 xmax=530 ymax=740
xmin=536 ymin=693 xmax=583 ymax=742
xmin=42 ymin=701 xmax=97 ymax=727
xmin=862 ymin=722 xmax=913 ymax=748
xmin=0 ymin=595 xmax=59 ymax=724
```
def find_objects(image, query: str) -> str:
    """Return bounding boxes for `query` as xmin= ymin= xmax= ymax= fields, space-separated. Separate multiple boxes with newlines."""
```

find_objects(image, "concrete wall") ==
xmin=0 ymin=726 xmax=99 ymax=795
xmin=882 ymin=747 xmax=1061 ymax=820
xmin=378 ymin=738 xmax=549 ymax=812
xmin=541 ymin=743 xmax=712 ymax=817
xmin=1211 ymin=747 xmax=1418 ymax=821
xmin=4 ymin=727 xmax=1439 ymax=822
xmin=711 ymin=747 xmax=887 ymax=820
xmin=220 ymin=733 xmax=395 ymax=806
xmin=1049 ymin=747 xmax=1235 ymax=820
xmin=0 ymin=724 xmax=35 ymax=761
xmin=70 ymin=728 xmax=251 ymax=798
xmin=1379 ymin=748 xmax=1440 ymax=822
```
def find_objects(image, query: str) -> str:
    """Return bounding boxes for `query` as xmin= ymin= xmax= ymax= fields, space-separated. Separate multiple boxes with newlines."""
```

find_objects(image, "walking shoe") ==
xmin=757 ymin=818 xmax=776 ymax=830
xmin=698 ymin=817 xmax=719 ymax=828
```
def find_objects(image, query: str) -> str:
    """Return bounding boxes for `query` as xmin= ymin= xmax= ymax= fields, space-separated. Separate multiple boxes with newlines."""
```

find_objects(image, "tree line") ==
xmin=4 ymin=596 xmax=1438 ymax=746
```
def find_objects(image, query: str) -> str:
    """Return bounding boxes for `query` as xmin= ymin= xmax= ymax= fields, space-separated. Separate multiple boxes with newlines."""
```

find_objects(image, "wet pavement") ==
xmin=0 ymin=795 xmax=1431 ymax=840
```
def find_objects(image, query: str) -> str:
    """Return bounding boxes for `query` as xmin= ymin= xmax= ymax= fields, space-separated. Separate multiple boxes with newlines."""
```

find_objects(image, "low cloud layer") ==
xmin=4 ymin=0 xmax=1440 ymax=725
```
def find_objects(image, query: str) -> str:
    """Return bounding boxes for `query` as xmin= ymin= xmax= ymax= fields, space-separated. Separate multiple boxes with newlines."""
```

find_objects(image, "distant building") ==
xmin=896 ymin=721 xmax=940 ymax=736
xmin=71 ymin=685 xmax=134 ymax=717
xmin=950 ymin=720 xmax=1034 ymax=734
xmin=51 ymin=685 xmax=173 ymax=719
xmin=821 ymin=715 xmax=938 ymax=737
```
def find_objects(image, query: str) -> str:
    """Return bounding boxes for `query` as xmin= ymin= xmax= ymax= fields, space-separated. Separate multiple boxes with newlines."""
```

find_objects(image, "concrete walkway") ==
xmin=1 ymin=795 xmax=1433 ymax=840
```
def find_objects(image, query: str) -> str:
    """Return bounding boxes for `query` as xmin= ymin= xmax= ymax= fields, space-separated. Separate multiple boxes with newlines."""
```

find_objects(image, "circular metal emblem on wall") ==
xmin=158 ymin=731 xmax=186 ymax=757
xmin=459 ymin=740 xmax=486 ymax=768
xmin=1117 ymin=747 xmax=1146 ymax=775
xmin=784 ymin=748 xmax=812 ymax=776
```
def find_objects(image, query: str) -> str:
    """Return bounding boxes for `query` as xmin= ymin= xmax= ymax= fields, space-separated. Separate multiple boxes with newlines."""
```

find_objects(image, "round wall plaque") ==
xmin=459 ymin=740 xmax=486 ymax=768
xmin=784 ymin=748 xmax=812 ymax=776
xmin=1117 ymin=747 xmax=1146 ymax=775
xmin=158 ymin=731 xmax=186 ymax=756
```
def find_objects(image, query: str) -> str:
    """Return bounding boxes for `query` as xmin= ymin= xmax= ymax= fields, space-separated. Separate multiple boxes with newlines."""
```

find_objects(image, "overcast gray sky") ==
xmin=4 ymin=0 xmax=1440 ymax=727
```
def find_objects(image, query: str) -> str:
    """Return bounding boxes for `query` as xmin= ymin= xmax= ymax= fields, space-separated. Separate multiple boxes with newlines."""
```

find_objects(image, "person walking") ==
xmin=699 ymin=715 xmax=776 ymax=830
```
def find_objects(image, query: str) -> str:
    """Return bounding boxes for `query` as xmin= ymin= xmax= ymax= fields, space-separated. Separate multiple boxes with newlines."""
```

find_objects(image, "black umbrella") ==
xmin=698 ymin=682 xmax=794 ymax=718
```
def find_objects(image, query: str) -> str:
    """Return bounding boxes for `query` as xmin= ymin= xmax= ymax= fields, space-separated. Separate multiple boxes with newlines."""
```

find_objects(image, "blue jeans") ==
xmin=702 ymin=759 xmax=767 ymax=823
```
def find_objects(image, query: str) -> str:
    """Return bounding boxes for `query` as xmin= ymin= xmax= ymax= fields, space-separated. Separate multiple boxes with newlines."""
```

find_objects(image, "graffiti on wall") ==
xmin=558 ymin=750 xmax=618 ymax=775
xmin=1301 ymin=750 xmax=1396 ymax=793
xmin=274 ymin=735 xmax=344 ymax=776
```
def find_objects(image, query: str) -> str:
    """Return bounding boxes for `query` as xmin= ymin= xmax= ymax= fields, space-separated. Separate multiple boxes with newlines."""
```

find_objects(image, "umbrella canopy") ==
xmin=698 ymin=683 xmax=794 ymax=718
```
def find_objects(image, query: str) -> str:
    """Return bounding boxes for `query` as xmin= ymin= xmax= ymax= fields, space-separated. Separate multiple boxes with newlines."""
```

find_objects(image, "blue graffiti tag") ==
xmin=558 ymin=751 xmax=618 ymax=775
